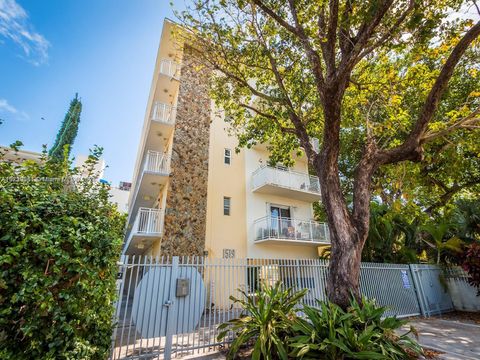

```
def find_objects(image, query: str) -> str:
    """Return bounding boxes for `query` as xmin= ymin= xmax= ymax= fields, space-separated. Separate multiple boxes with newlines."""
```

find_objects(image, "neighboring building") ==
xmin=74 ymin=154 xmax=106 ymax=179
xmin=123 ymin=19 xmax=329 ymax=259
xmin=110 ymin=182 xmax=131 ymax=213
xmin=0 ymin=146 xmax=43 ymax=164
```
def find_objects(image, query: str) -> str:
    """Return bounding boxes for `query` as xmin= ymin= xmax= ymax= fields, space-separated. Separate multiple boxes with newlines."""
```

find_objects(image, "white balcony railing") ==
xmin=254 ymin=216 xmax=329 ymax=244
xmin=151 ymin=102 xmax=176 ymax=125
xmin=159 ymin=59 xmax=180 ymax=78
xmin=144 ymin=150 xmax=170 ymax=174
xmin=133 ymin=207 xmax=163 ymax=234
xmin=310 ymin=137 xmax=320 ymax=153
xmin=252 ymin=166 xmax=320 ymax=194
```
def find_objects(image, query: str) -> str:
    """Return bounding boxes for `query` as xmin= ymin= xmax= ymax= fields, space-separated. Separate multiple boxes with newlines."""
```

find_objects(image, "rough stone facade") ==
xmin=161 ymin=46 xmax=211 ymax=256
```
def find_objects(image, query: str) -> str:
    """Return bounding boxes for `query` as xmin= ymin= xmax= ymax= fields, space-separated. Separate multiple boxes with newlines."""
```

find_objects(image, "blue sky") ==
xmin=0 ymin=0 xmax=183 ymax=185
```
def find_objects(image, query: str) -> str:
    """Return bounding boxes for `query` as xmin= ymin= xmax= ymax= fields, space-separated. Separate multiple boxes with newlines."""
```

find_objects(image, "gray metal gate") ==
xmin=410 ymin=264 xmax=454 ymax=316
xmin=110 ymin=257 xmax=430 ymax=359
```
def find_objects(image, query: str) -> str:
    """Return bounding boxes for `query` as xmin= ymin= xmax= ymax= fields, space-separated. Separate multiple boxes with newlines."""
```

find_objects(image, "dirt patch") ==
xmin=422 ymin=348 xmax=444 ymax=359
xmin=431 ymin=310 xmax=480 ymax=325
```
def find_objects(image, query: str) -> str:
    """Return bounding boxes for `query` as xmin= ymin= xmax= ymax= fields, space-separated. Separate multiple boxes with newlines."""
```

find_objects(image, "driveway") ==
xmin=407 ymin=318 xmax=480 ymax=360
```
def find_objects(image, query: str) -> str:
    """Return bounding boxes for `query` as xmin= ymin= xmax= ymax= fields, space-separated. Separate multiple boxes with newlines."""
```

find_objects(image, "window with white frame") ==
xmin=223 ymin=196 xmax=231 ymax=216
xmin=224 ymin=148 xmax=232 ymax=165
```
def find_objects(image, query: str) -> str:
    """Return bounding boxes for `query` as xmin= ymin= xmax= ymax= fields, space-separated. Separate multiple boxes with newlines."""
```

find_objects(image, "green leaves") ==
xmin=289 ymin=297 xmax=422 ymax=360
xmin=0 ymin=148 xmax=125 ymax=359
xmin=217 ymin=284 xmax=422 ymax=359
xmin=49 ymin=94 xmax=82 ymax=160
xmin=217 ymin=281 xmax=307 ymax=360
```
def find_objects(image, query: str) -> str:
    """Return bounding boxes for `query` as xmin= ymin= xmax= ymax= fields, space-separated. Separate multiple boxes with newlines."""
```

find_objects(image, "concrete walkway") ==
xmin=408 ymin=318 xmax=480 ymax=360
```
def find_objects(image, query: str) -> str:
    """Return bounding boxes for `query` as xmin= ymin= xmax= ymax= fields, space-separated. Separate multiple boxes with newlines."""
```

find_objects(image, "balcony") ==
xmin=252 ymin=166 xmax=321 ymax=202
xmin=128 ymin=151 xmax=170 ymax=218
xmin=144 ymin=150 xmax=170 ymax=174
xmin=124 ymin=207 xmax=164 ymax=254
xmin=254 ymin=216 xmax=329 ymax=246
xmin=151 ymin=102 xmax=176 ymax=125
xmin=159 ymin=59 xmax=181 ymax=79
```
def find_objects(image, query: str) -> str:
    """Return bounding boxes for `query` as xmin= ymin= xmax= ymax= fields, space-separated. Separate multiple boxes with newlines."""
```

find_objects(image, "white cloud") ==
xmin=0 ymin=98 xmax=29 ymax=121
xmin=0 ymin=0 xmax=49 ymax=66
xmin=0 ymin=98 xmax=17 ymax=113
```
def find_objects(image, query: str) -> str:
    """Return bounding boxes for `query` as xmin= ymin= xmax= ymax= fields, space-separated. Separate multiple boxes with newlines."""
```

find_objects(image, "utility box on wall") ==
xmin=176 ymin=278 xmax=190 ymax=297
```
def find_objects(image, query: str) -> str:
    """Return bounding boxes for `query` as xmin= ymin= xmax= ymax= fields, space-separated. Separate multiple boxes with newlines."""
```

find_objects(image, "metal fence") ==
xmin=444 ymin=267 xmax=480 ymax=312
xmin=409 ymin=264 xmax=454 ymax=316
xmin=109 ymin=257 xmax=466 ymax=359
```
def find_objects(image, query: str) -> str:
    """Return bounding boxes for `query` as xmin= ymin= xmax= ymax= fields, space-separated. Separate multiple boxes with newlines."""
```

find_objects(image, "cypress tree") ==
xmin=49 ymin=94 xmax=82 ymax=160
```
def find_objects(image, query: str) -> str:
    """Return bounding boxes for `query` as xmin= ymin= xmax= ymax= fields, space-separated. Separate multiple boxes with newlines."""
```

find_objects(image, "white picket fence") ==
xmin=110 ymin=257 xmax=474 ymax=360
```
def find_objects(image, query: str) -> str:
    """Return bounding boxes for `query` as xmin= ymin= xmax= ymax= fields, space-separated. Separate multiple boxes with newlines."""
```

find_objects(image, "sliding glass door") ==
xmin=270 ymin=205 xmax=291 ymax=238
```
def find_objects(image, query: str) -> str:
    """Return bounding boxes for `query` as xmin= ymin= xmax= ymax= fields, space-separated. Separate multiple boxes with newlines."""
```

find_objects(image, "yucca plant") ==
xmin=217 ymin=281 xmax=307 ymax=360
xmin=289 ymin=297 xmax=422 ymax=359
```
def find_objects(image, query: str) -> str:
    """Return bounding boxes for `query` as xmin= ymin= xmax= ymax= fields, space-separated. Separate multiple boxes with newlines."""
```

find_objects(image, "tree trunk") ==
xmin=314 ymin=139 xmax=370 ymax=310
xmin=327 ymin=228 xmax=364 ymax=309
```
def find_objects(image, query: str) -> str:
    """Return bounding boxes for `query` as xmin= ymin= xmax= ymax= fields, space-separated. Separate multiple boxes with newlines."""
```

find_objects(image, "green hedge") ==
xmin=0 ymin=148 xmax=125 ymax=359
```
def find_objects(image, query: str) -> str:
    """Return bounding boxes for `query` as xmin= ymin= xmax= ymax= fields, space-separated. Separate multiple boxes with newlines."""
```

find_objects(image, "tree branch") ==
xmin=322 ymin=0 xmax=339 ymax=77
xmin=425 ymin=179 xmax=480 ymax=214
xmin=251 ymin=0 xmax=326 ymax=93
xmin=377 ymin=20 xmax=480 ymax=165
xmin=358 ymin=0 xmax=416 ymax=59
xmin=337 ymin=0 xmax=394 ymax=79
xmin=421 ymin=108 xmax=480 ymax=142
xmin=239 ymin=103 xmax=297 ymax=135
xmin=250 ymin=6 xmax=314 ymax=155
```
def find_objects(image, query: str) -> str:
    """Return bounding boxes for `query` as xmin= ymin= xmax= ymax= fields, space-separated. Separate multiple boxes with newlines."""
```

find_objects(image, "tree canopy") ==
xmin=176 ymin=0 xmax=480 ymax=307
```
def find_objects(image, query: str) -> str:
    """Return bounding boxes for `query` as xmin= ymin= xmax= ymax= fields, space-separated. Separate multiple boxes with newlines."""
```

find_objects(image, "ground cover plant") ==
xmin=218 ymin=283 xmax=422 ymax=359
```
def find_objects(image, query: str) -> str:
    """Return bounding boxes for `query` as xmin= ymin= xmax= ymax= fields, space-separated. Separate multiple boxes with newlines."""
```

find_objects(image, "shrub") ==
xmin=217 ymin=281 xmax=307 ymax=360
xmin=462 ymin=242 xmax=480 ymax=295
xmin=289 ymin=297 xmax=422 ymax=359
xmin=0 ymin=147 xmax=125 ymax=359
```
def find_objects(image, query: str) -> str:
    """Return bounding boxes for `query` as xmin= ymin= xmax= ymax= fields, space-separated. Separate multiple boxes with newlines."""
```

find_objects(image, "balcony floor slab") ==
xmin=252 ymin=183 xmax=322 ymax=202
xmin=254 ymin=238 xmax=329 ymax=246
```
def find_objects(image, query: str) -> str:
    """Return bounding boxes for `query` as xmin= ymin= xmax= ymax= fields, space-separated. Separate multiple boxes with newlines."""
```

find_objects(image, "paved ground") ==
xmin=407 ymin=318 xmax=480 ymax=360
xmin=113 ymin=317 xmax=480 ymax=359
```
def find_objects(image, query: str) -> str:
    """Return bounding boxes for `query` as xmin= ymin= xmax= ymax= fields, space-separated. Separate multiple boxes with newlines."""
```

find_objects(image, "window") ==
xmin=224 ymin=148 xmax=232 ymax=165
xmin=223 ymin=197 xmax=231 ymax=216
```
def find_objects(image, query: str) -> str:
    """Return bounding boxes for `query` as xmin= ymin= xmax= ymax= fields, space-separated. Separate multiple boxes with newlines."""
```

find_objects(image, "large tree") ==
xmin=177 ymin=0 xmax=480 ymax=308
xmin=49 ymin=94 xmax=82 ymax=160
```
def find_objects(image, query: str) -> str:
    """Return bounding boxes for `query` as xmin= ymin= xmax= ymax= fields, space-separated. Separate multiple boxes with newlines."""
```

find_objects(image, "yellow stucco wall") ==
xmin=205 ymin=103 xmax=248 ymax=259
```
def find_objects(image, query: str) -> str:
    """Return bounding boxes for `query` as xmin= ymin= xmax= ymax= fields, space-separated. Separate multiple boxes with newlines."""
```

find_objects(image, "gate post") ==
xmin=109 ymin=255 xmax=128 ymax=360
xmin=164 ymin=256 xmax=179 ymax=360
xmin=409 ymin=264 xmax=427 ymax=317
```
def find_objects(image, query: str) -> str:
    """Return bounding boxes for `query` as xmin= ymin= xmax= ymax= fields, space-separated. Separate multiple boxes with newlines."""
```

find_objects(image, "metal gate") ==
xmin=110 ymin=257 xmax=429 ymax=359
xmin=409 ymin=264 xmax=454 ymax=316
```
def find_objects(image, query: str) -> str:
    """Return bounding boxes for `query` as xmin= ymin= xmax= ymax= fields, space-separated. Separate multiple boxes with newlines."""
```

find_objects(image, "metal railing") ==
xmin=252 ymin=165 xmax=320 ymax=194
xmin=133 ymin=207 xmax=164 ymax=234
xmin=111 ymin=257 xmax=443 ymax=360
xmin=310 ymin=137 xmax=320 ymax=153
xmin=151 ymin=102 xmax=176 ymax=125
xmin=144 ymin=150 xmax=170 ymax=174
xmin=254 ymin=216 xmax=329 ymax=244
xmin=159 ymin=59 xmax=180 ymax=79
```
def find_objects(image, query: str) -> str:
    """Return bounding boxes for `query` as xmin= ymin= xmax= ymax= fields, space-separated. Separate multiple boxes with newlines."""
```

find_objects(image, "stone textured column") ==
xmin=161 ymin=46 xmax=211 ymax=256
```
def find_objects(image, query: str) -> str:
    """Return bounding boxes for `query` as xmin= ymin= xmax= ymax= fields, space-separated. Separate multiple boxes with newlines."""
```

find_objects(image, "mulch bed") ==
xmin=422 ymin=348 xmax=444 ymax=359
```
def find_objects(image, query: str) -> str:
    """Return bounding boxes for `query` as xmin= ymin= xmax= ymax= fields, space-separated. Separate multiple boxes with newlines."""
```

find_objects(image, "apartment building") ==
xmin=123 ymin=19 xmax=330 ymax=259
